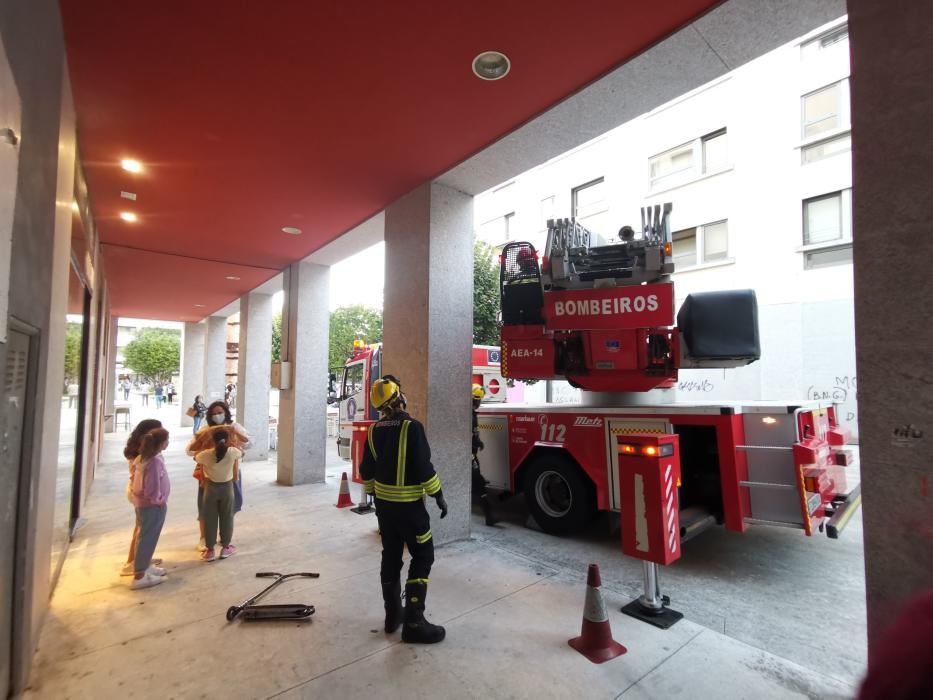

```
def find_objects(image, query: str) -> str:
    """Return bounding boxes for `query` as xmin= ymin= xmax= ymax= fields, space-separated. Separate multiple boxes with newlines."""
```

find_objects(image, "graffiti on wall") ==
xmin=678 ymin=378 xmax=715 ymax=393
xmin=806 ymin=375 xmax=858 ymax=424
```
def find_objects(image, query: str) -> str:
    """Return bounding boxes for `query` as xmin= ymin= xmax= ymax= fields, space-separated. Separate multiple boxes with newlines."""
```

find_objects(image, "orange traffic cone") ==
xmin=336 ymin=472 xmax=355 ymax=508
xmin=568 ymin=563 xmax=627 ymax=663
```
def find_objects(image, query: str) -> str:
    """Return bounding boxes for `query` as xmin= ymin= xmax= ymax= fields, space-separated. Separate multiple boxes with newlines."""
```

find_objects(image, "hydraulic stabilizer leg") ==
xmin=621 ymin=561 xmax=683 ymax=629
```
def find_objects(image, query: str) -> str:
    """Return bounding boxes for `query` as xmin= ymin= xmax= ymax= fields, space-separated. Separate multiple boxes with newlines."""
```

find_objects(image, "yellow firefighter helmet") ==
xmin=472 ymin=383 xmax=485 ymax=401
xmin=371 ymin=376 xmax=401 ymax=412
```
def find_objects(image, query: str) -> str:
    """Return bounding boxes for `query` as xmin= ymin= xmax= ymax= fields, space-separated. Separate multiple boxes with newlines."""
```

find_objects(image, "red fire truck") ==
xmin=336 ymin=341 xmax=505 ymax=459
xmin=476 ymin=205 xmax=860 ymax=540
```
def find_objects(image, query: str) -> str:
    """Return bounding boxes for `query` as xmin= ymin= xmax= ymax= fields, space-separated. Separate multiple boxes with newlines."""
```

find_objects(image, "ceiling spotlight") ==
xmin=225 ymin=275 xmax=240 ymax=281
xmin=119 ymin=212 xmax=137 ymax=222
xmin=281 ymin=226 xmax=302 ymax=235
xmin=472 ymin=51 xmax=510 ymax=81
xmin=121 ymin=159 xmax=143 ymax=173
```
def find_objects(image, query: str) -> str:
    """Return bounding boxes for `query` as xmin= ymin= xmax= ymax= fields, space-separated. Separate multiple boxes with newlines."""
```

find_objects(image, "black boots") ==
xmin=401 ymin=582 xmax=445 ymax=644
xmin=480 ymin=495 xmax=498 ymax=526
xmin=382 ymin=580 xmax=403 ymax=633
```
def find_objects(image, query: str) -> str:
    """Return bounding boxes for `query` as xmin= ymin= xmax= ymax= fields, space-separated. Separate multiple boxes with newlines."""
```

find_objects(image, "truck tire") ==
xmin=523 ymin=453 xmax=595 ymax=535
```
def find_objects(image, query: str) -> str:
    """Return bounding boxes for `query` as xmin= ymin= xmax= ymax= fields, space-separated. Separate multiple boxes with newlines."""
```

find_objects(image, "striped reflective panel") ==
xmin=396 ymin=420 xmax=411 ymax=486
xmin=367 ymin=424 xmax=377 ymax=459
xmin=374 ymin=481 xmax=424 ymax=502
xmin=478 ymin=422 xmax=504 ymax=431
xmin=415 ymin=530 xmax=432 ymax=544
xmin=406 ymin=578 xmax=430 ymax=585
xmin=363 ymin=478 xmax=375 ymax=494
xmin=421 ymin=474 xmax=441 ymax=495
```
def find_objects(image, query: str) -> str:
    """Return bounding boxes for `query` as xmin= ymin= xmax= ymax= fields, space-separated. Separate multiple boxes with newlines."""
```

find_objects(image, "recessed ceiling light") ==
xmin=472 ymin=51 xmax=510 ymax=81
xmin=120 ymin=191 xmax=137 ymax=200
xmin=225 ymin=275 xmax=240 ymax=281
xmin=121 ymin=159 xmax=143 ymax=173
xmin=281 ymin=226 xmax=302 ymax=235
xmin=120 ymin=212 xmax=137 ymax=222
xmin=194 ymin=304 xmax=205 ymax=308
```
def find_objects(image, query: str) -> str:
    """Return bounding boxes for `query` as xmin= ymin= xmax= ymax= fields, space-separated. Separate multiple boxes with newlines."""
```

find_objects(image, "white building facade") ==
xmin=475 ymin=17 xmax=858 ymax=439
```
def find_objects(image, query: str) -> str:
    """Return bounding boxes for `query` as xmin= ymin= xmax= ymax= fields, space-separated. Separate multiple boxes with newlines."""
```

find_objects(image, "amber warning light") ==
xmin=619 ymin=443 xmax=674 ymax=457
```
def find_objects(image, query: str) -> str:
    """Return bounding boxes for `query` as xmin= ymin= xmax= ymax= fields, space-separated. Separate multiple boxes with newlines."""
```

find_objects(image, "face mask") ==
xmin=211 ymin=414 xmax=225 ymax=425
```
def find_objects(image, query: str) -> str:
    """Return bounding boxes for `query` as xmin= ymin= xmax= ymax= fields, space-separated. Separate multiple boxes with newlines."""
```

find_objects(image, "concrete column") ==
xmin=180 ymin=321 xmax=206 ymax=427
xmin=849 ymin=0 xmax=933 ymax=645
xmin=103 ymin=315 xmax=117 ymax=432
xmin=277 ymin=261 xmax=329 ymax=485
xmin=236 ymin=292 xmax=272 ymax=460
xmin=383 ymin=182 xmax=473 ymax=545
xmin=203 ymin=316 xmax=227 ymax=404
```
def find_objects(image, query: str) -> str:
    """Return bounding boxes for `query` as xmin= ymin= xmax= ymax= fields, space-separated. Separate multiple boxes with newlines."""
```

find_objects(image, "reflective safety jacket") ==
xmin=360 ymin=411 xmax=442 ymax=502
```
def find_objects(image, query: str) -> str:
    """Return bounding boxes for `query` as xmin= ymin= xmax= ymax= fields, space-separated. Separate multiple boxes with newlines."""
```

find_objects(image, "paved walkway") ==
xmin=25 ymin=427 xmax=858 ymax=699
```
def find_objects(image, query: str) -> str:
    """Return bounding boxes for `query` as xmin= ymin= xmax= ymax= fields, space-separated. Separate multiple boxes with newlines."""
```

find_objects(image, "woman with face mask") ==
xmin=186 ymin=401 xmax=251 ymax=551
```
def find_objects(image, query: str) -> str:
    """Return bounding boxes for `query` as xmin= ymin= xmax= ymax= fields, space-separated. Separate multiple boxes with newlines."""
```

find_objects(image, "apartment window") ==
xmin=801 ymin=25 xmax=849 ymax=59
xmin=672 ymin=220 xmax=729 ymax=269
xmin=479 ymin=212 xmax=514 ymax=245
xmin=801 ymin=80 xmax=850 ymax=139
xmin=649 ymin=129 xmax=728 ymax=189
xmin=803 ymin=190 xmax=851 ymax=245
xmin=540 ymin=196 xmax=555 ymax=229
xmin=571 ymin=178 xmax=610 ymax=235
xmin=802 ymin=133 xmax=851 ymax=164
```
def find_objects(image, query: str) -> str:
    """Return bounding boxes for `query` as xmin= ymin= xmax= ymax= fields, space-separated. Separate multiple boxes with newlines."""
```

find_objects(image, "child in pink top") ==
xmin=130 ymin=427 xmax=172 ymax=590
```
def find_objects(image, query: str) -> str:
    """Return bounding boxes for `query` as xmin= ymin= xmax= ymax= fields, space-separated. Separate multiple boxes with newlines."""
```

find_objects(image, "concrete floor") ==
xmin=25 ymin=426 xmax=864 ymax=699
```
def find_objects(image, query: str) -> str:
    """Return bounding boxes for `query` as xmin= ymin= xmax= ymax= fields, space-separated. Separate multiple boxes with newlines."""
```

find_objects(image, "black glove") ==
xmin=478 ymin=439 xmax=485 ymax=452
xmin=434 ymin=492 xmax=448 ymax=519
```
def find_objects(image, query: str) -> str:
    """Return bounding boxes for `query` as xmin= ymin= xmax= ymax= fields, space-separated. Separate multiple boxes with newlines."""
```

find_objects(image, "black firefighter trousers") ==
xmin=375 ymin=498 xmax=434 ymax=585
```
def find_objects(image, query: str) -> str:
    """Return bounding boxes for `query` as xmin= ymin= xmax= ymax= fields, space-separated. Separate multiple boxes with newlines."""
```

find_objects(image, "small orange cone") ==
xmin=336 ymin=472 xmax=355 ymax=508
xmin=568 ymin=563 xmax=627 ymax=663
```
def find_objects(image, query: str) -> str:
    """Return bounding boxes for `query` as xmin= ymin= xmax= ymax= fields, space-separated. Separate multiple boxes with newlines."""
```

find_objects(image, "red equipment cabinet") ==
xmin=617 ymin=434 xmax=682 ymax=566
xmin=350 ymin=419 xmax=375 ymax=485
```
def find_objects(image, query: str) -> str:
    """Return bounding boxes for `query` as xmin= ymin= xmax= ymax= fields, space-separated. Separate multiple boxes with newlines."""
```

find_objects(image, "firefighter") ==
xmin=360 ymin=375 xmax=448 ymax=644
xmin=472 ymin=383 xmax=497 ymax=526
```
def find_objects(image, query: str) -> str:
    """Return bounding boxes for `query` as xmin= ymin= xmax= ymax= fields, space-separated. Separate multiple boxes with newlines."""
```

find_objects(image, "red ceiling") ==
xmin=60 ymin=0 xmax=721 ymax=321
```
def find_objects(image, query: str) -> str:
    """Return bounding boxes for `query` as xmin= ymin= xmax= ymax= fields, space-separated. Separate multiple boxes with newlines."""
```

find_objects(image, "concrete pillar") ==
xmin=383 ymin=182 xmax=473 ymax=545
xmin=849 ymin=0 xmax=933 ymax=645
xmin=180 ymin=321 xmax=206 ymax=427
xmin=276 ymin=261 xmax=329 ymax=485
xmin=236 ymin=292 xmax=272 ymax=460
xmin=203 ymin=316 xmax=227 ymax=404
xmin=103 ymin=315 xmax=117 ymax=432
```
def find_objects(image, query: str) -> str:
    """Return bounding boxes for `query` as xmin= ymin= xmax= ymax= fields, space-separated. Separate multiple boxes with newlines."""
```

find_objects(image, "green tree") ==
xmin=473 ymin=238 xmax=501 ymax=345
xmin=123 ymin=329 xmax=180 ymax=383
xmin=329 ymin=305 xmax=382 ymax=370
xmin=63 ymin=323 xmax=83 ymax=386
xmin=271 ymin=311 xmax=282 ymax=363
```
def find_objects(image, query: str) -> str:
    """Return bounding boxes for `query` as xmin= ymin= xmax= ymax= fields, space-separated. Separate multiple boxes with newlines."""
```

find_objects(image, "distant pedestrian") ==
xmin=139 ymin=383 xmax=150 ymax=407
xmin=154 ymin=383 xmax=164 ymax=408
xmin=196 ymin=429 xmax=242 ymax=562
xmin=167 ymin=383 xmax=177 ymax=405
xmin=190 ymin=395 xmax=208 ymax=435
xmin=122 ymin=378 xmax=132 ymax=401
xmin=129 ymin=427 xmax=171 ymax=590
xmin=67 ymin=382 xmax=79 ymax=408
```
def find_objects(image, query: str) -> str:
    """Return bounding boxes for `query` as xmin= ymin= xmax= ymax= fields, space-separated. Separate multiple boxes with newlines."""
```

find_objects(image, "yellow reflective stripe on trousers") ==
xmin=406 ymin=578 xmax=429 ymax=585
xmin=415 ymin=530 xmax=432 ymax=544
xmin=396 ymin=420 xmax=410 ymax=486
xmin=363 ymin=478 xmax=375 ymax=494
xmin=374 ymin=481 xmax=423 ymax=502
xmin=421 ymin=474 xmax=441 ymax=496
xmin=367 ymin=425 xmax=377 ymax=460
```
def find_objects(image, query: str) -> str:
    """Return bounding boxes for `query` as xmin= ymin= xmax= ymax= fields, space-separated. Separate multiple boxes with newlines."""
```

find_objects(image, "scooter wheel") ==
xmin=226 ymin=606 xmax=240 ymax=622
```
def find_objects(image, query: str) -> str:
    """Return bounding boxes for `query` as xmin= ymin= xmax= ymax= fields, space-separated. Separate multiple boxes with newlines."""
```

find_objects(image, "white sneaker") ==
xmin=147 ymin=565 xmax=167 ymax=577
xmin=131 ymin=572 xmax=164 ymax=590
xmin=197 ymin=538 xmax=207 ymax=552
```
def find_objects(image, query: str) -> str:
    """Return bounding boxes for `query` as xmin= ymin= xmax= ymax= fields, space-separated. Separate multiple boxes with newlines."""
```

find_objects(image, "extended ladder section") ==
xmin=499 ymin=203 xmax=761 ymax=392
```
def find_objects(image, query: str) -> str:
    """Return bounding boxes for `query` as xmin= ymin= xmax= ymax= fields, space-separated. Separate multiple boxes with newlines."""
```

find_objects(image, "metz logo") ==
xmin=574 ymin=416 xmax=603 ymax=428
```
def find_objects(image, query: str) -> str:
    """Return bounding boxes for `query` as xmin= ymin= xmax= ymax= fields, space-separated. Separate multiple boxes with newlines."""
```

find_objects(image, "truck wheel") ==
xmin=524 ymin=453 xmax=595 ymax=535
